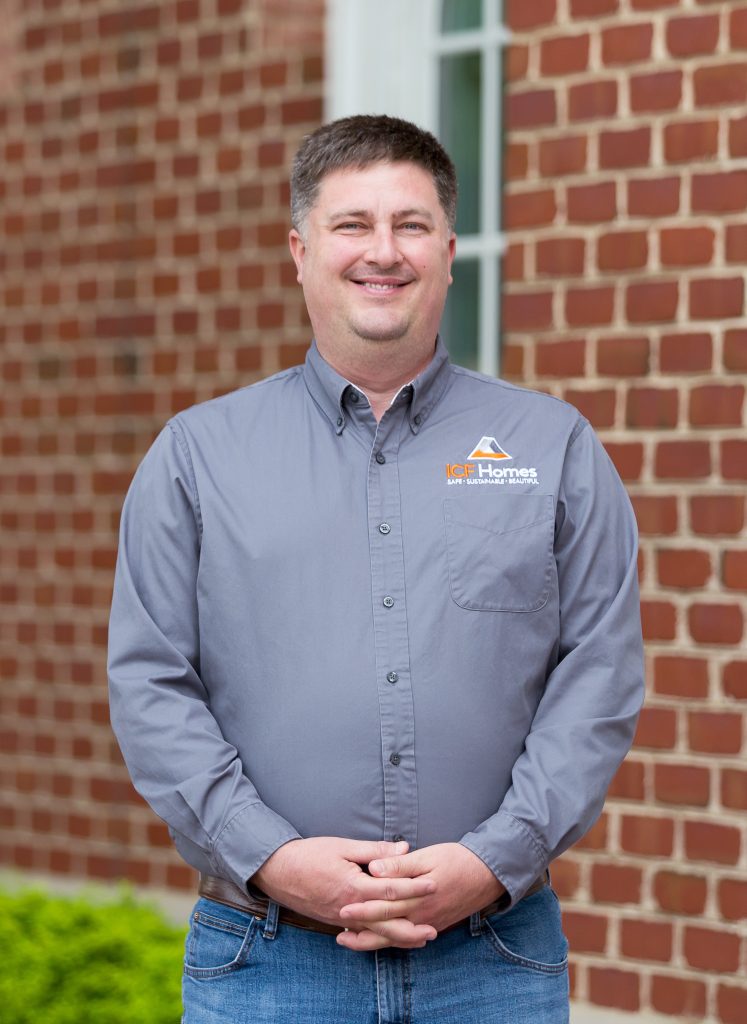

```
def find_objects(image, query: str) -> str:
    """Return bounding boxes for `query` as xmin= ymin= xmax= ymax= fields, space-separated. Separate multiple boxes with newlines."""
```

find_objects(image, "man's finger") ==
xmin=368 ymin=850 xmax=424 ymax=878
xmin=342 ymin=839 xmax=409 ymax=863
xmin=354 ymin=872 xmax=435 ymax=902
xmin=336 ymin=919 xmax=437 ymax=952
xmin=339 ymin=896 xmax=428 ymax=923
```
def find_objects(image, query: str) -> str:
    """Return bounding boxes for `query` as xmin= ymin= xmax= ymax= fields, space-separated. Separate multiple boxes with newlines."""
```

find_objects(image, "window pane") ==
xmin=441 ymin=0 xmax=482 ymax=32
xmin=439 ymin=52 xmax=481 ymax=235
xmin=441 ymin=258 xmax=479 ymax=370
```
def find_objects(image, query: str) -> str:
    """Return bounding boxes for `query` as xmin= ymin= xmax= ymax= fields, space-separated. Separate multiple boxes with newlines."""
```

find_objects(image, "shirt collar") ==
xmin=302 ymin=337 xmax=452 ymax=435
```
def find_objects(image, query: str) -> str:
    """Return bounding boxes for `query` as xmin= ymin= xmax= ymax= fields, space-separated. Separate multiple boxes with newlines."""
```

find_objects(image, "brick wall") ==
xmin=0 ymin=0 xmax=323 ymax=890
xmin=503 ymin=0 xmax=746 ymax=1020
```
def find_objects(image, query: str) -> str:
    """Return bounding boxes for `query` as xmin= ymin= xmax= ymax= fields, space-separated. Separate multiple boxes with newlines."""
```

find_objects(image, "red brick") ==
xmin=588 ymin=967 xmax=640 ymax=1013
xmin=568 ymin=80 xmax=617 ymax=121
xmin=718 ymin=878 xmax=747 ymax=921
xmin=641 ymin=600 xmax=676 ymax=641
xmin=628 ymin=177 xmax=680 ymax=216
xmin=667 ymin=14 xmax=720 ymax=56
xmin=550 ymin=856 xmax=581 ymax=899
xmin=591 ymin=864 xmax=642 ymax=905
xmin=690 ymin=385 xmax=744 ymax=427
xmin=505 ymin=0 xmax=556 ymax=31
xmin=502 ymin=291 xmax=553 ymax=331
xmin=601 ymin=23 xmax=652 ymax=64
xmin=631 ymin=0 xmax=677 ymax=7
xmin=690 ymin=277 xmax=744 ymax=319
xmin=657 ymin=548 xmax=711 ymax=589
xmin=724 ymin=329 xmax=747 ymax=371
xmin=694 ymin=62 xmax=747 ymax=107
xmin=634 ymin=707 xmax=677 ymax=749
xmin=684 ymin=925 xmax=741 ymax=972
xmin=690 ymin=495 xmax=745 ymax=535
xmin=631 ymin=70 xmax=682 ymax=112
xmin=604 ymin=442 xmax=644 ymax=481
xmin=722 ymin=767 xmax=747 ymax=810
xmin=536 ymin=237 xmax=585 ymax=276
xmin=733 ymin=6 xmax=747 ymax=47
xmin=693 ymin=171 xmax=747 ymax=213
xmin=503 ymin=242 xmax=524 ymax=282
xmin=655 ymin=440 xmax=711 ymax=479
xmin=730 ymin=113 xmax=747 ymax=157
xmin=654 ymin=656 xmax=709 ymax=699
xmin=688 ymin=711 xmax=743 ymax=755
xmin=535 ymin=339 xmax=586 ymax=376
xmin=654 ymin=870 xmax=708 ymax=915
xmin=566 ymin=286 xmax=614 ymax=326
xmin=600 ymin=126 xmax=650 ymax=169
xmin=597 ymin=336 xmax=649 ymax=376
xmin=689 ymin=603 xmax=743 ymax=645
xmin=627 ymin=281 xmax=679 ymax=323
xmin=575 ymin=814 xmax=608 ymax=851
xmin=660 ymin=332 xmax=712 ymax=373
xmin=723 ymin=661 xmax=747 ymax=700
xmin=726 ymin=224 xmax=747 ymax=263
xmin=563 ymin=389 xmax=615 ymax=428
xmin=568 ymin=181 xmax=617 ymax=222
xmin=563 ymin=910 xmax=608 ymax=953
xmin=626 ymin=387 xmax=678 ymax=429
xmin=505 ymin=45 xmax=529 ymax=82
xmin=505 ymin=142 xmax=528 ymax=181
xmin=620 ymin=918 xmax=673 ymax=962
xmin=724 ymin=551 xmax=747 ymax=591
xmin=721 ymin=440 xmax=747 ymax=480
xmin=597 ymin=230 xmax=648 ymax=271
xmin=540 ymin=34 xmax=590 ymax=75
xmin=651 ymin=976 xmax=707 ymax=1019
xmin=506 ymin=89 xmax=557 ymax=129
xmin=504 ymin=189 xmax=556 ymax=228
xmin=654 ymin=763 xmax=710 ymax=806
xmin=660 ymin=227 xmax=715 ymax=267
xmin=571 ymin=0 xmax=618 ymax=15
xmin=538 ymin=136 xmax=587 ymax=177
xmin=632 ymin=495 xmax=678 ymax=535
xmin=664 ymin=118 xmax=719 ymax=163
xmin=719 ymin=984 xmax=747 ymax=1024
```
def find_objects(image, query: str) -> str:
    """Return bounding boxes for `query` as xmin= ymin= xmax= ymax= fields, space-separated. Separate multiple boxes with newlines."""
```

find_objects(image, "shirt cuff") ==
xmin=212 ymin=801 xmax=302 ymax=890
xmin=459 ymin=810 xmax=547 ymax=908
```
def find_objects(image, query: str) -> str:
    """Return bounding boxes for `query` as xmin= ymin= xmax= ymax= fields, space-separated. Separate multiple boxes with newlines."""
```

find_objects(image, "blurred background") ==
xmin=0 ymin=1 xmax=745 ymax=1021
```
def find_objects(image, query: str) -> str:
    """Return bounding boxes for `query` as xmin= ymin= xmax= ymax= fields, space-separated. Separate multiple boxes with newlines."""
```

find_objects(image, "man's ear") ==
xmin=447 ymin=233 xmax=456 ymax=286
xmin=289 ymin=229 xmax=306 ymax=284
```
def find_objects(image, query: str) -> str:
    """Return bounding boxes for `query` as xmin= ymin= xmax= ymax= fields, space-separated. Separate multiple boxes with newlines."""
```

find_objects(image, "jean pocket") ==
xmin=443 ymin=494 xmax=555 ymax=612
xmin=483 ymin=887 xmax=568 ymax=974
xmin=183 ymin=902 xmax=259 ymax=979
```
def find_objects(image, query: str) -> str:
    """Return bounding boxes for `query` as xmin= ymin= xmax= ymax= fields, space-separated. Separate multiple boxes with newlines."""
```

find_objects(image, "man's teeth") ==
xmin=361 ymin=282 xmax=399 ymax=291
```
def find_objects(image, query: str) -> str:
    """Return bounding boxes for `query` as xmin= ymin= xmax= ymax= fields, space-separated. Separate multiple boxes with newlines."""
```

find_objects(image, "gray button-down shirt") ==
xmin=108 ymin=339 xmax=644 ymax=904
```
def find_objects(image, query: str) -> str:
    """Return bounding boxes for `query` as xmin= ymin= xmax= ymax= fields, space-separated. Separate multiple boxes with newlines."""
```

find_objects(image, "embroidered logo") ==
xmin=467 ymin=436 xmax=512 ymax=461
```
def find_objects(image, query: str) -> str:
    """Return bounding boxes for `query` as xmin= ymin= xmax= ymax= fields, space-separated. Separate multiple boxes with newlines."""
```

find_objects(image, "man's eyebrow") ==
xmin=326 ymin=207 xmax=436 ymax=224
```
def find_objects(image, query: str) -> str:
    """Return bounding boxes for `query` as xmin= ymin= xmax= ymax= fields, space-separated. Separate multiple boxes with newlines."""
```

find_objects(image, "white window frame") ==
xmin=326 ymin=0 xmax=510 ymax=376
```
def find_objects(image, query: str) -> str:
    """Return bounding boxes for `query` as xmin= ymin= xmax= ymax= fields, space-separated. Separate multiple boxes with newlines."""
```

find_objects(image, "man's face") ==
xmin=289 ymin=161 xmax=456 ymax=358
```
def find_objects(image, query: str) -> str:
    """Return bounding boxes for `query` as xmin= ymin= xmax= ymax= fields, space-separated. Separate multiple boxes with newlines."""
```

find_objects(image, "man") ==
xmin=108 ymin=115 xmax=644 ymax=1023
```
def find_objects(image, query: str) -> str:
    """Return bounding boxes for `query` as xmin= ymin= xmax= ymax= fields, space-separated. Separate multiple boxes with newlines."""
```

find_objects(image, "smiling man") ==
xmin=108 ymin=115 xmax=644 ymax=1023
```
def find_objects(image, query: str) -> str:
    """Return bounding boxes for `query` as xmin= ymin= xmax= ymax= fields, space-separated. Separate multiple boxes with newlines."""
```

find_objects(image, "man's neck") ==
xmin=317 ymin=339 xmax=437 ymax=422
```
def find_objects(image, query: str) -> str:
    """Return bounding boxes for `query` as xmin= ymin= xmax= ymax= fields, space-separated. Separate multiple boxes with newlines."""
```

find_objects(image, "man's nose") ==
xmin=364 ymin=226 xmax=402 ymax=267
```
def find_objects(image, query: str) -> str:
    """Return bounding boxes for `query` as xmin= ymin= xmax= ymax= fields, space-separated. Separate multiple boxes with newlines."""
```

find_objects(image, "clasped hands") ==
xmin=251 ymin=836 xmax=504 ymax=952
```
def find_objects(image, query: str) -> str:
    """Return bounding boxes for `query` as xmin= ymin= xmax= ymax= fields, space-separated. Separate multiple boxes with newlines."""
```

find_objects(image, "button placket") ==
xmin=367 ymin=414 xmax=418 ymax=850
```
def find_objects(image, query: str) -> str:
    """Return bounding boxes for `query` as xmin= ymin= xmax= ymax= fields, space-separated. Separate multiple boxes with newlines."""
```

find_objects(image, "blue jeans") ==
xmin=182 ymin=886 xmax=569 ymax=1023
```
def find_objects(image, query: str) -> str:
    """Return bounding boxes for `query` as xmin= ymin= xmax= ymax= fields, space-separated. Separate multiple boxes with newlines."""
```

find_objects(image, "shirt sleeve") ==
xmin=459 ymin=419 xmax=644 ymax=906
xmin=107 ymin=421 xmax=301 ymax=889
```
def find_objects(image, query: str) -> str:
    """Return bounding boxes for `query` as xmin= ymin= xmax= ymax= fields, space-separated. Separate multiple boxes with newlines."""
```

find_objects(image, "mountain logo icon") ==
xmin=467 ymin=436 xmax=512 ymax=461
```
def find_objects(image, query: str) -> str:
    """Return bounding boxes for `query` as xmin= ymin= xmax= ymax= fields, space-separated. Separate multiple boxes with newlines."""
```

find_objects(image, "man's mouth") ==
xmin=352 ymin=279 xmax=410 ymax=293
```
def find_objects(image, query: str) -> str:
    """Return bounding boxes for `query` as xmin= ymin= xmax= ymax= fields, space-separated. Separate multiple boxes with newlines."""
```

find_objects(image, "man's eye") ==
xmin=336 ymin=222 xmax=365 ymax=232
xmin=401 ymin=222 xmax=425 ymax=232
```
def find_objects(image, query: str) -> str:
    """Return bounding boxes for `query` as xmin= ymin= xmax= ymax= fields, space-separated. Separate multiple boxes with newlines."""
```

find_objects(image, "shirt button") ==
xmin=375 ymin=451 xmax=386 ymax=464
xmin=413 ymin=413 xmax=422 ymax=425
xmin=379 ymin=523 xmax=391 ymax=535
xmin=336 ymin=416 xmax=343 ymax=427
xmin=389 ymin=753 xmax=401 ymax=766
xmin=393 ymin=834 xmax=405 ymax=843
xmin=386 ymin=671 xmax=398 ymax=684
xmin=383 ymin=596 xmax=394 ymax=608
xmin=349 ymin=391 xmax=359 ymax=403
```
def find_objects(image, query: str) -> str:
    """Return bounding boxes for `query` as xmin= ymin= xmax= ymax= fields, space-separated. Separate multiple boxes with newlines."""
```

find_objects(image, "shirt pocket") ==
xmin=443 ymin=493 xmax=555 ymax=612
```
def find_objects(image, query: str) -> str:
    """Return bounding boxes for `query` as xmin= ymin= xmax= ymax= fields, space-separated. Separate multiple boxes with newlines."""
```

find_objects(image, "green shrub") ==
xmin=0 ymin=886 xmax=186 ymax=1024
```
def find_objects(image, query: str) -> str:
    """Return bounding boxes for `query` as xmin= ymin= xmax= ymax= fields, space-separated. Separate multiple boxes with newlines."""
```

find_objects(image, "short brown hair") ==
xmin=290 ymin=114 xmax=458 ymax=233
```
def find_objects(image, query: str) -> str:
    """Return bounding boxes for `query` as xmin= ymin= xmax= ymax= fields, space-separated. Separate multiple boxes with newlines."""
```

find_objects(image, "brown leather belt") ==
xmin=198 ymin=871 xmax=547 ymax=937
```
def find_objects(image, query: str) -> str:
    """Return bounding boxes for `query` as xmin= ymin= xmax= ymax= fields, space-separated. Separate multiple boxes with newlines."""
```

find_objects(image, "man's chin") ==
xmin=351 ymin=320 xmax=409 ymax=343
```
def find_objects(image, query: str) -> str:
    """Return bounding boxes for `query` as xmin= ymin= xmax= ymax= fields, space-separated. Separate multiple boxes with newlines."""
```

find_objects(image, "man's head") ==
xmin=290 ymin=114 xmax=457 ymax=238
